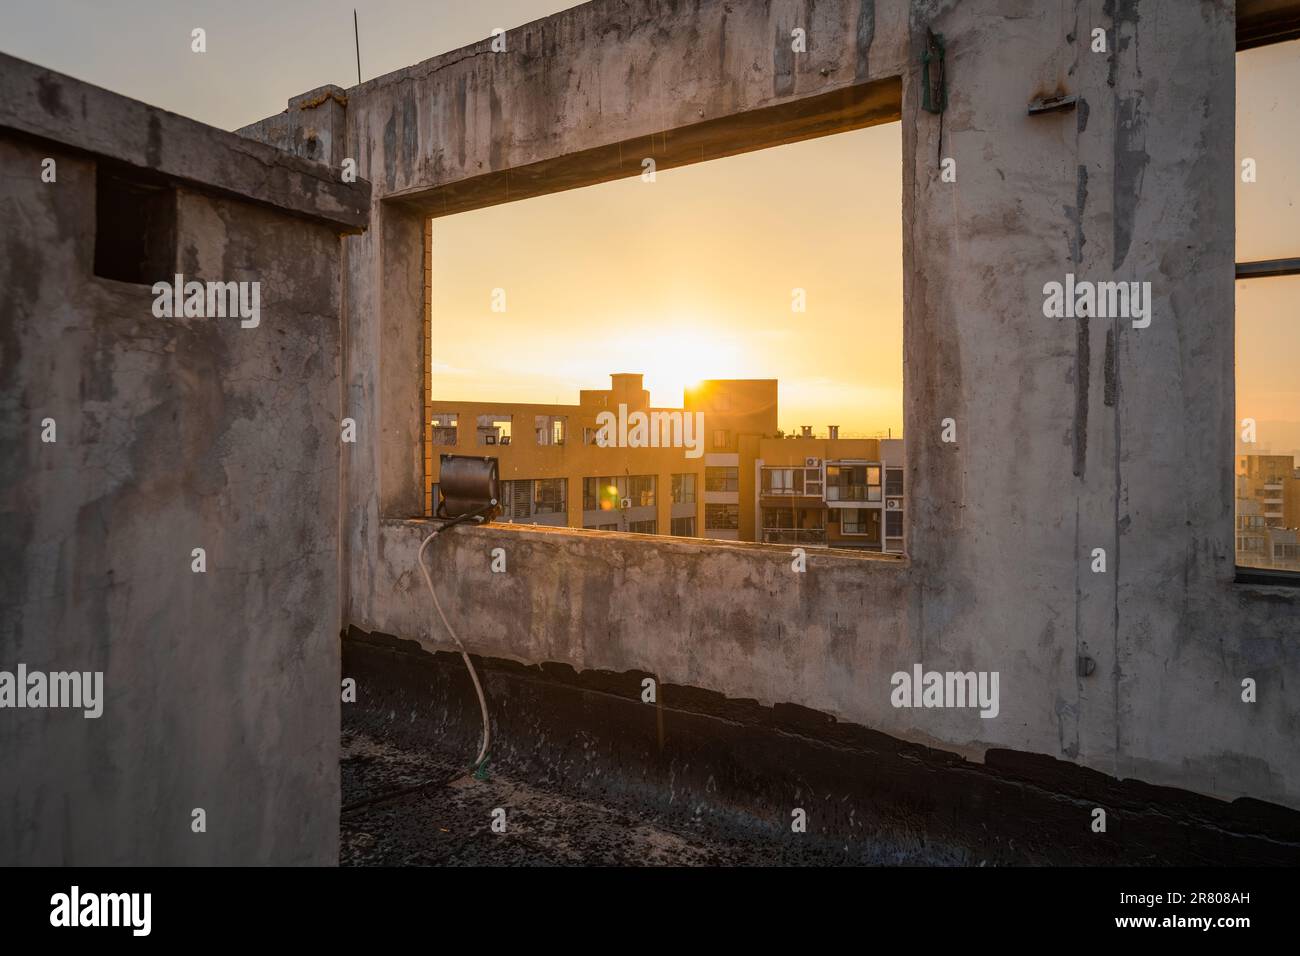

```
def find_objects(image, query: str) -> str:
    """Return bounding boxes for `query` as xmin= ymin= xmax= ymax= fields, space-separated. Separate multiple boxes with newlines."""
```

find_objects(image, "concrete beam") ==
xmin=0 ymin=52 xmax=370 ymax=231
xmin=1237 ymin=0 xmax=1300 ymax=49
xmin=407 ymin=76 xmax=901 ymax=219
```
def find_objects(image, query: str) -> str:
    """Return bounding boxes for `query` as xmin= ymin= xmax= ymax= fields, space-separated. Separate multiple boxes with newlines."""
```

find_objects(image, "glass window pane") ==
xmin=1236 ymin=39 xmax=1300 ymax=262
xmin=1235 ymin=274 xmax=1300 ymax=571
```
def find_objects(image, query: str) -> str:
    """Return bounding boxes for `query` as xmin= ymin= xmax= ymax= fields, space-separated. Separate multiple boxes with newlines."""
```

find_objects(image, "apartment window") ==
xmin=886 ymin=468 xmax=904 ymax=497
xmin=705 ymin=466 xmax=739 ymax=493
xmin=584 ymin=475 xmax=655 ymax=511
xmin=761 ymin=507 xmax=826 ymax=542
xmin=534 ymin=478 xmax=567 ymax=514
xmin=430 ymin=412 xmax=458 ymax=446
xmin=763 ymin=508 xmax=795 ymax=529
xmin=672 ymin=473 xmax=696 ymax=504
xmin=841 ymin=508 xmax=879 ymax=538
xmin=498 ymin=479 xmax=533 ymax=521
xmin=478 ymin=415 xmax=512 ymax=446
xmin=705 ymin=504 xmax=739 ymax=530
xmin=535 ymin=415 xmax=567 ymax=446
xmin=628 ymin=519 xmax=657 ymax=535
xmin=886 ymin=508 xmax=903 ymax=538
xmin=94 ymin=163 xmax=176 ymax=284
xmin=671 ymin=516 xmax=696 ymax=537
xmin=761 ymin=468 xmax=805 ymax=495
xmin=866 ymin=466 xmax=882 ymax=502
xmin=826 ymin=464 xmax=881 ymax=502
xmin=1235 ymin=37 xmax=1300 ymax=580
xmin=804 ymin=466 xmax=823 ymax=497
xmin=627 ymin=475 xmax=655 ymax=507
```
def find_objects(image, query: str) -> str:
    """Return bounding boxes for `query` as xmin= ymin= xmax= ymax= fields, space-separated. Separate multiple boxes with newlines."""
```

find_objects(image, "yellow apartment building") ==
xmin=743 ymin=433 xmax=905 ymax=552
xmin=425 ymin=372 xmax=905 ymax=553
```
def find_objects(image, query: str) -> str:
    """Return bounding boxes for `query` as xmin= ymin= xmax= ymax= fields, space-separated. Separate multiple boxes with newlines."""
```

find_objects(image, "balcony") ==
xmin=762 ymin=528 xmax=827 ymax=545
xmin=827 ymin=486 xmax=873 ymax=502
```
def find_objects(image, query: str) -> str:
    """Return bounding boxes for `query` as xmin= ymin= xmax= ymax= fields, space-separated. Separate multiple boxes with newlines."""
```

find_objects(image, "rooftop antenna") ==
xmin=353 ymin=10 xmax=362 ymax=86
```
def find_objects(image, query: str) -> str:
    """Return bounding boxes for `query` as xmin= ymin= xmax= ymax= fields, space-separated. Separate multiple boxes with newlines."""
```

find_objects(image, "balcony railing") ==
xmin=826 ymin=486 xmax=876 ymax=502
xmin=762 ymin=528 xmax=827 ymax=545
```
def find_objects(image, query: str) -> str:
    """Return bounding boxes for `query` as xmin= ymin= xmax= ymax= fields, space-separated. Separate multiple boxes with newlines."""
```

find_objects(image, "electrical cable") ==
xmin=417 ymin=515 xmax=492 ymax=771
xmin=340 ymin=506 xmax=494 ymax=817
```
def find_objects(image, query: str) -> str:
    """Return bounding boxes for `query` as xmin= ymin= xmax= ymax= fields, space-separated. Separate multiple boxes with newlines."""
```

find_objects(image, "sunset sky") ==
xmin=430 ymin=122 xmax=903 ymax=437
xmin=3 ymin=1 xmax=1293 ymax=453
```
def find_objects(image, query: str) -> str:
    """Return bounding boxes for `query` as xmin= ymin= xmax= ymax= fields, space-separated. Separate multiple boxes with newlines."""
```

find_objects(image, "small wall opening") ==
xmin=93 ymin=162 xmax=176 ymax=285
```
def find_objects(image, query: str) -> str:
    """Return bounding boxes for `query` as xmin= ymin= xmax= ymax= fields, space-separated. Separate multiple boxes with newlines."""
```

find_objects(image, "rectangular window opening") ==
xmin=426 ymin=114 xmax=904 ymax=554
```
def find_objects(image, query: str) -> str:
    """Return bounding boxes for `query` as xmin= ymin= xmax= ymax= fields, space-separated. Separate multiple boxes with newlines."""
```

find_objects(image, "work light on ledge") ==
xmin=437 ymin=454 xmax=500 ymax=523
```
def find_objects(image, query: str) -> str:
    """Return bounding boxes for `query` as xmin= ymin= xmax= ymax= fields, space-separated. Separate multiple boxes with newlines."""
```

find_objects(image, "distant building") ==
xmin=743 ymin=434 xmax=904 ymax=552
xmin=426 ymin=373 xmax=904 ymax=553
xmin=1236 ymin=454 xmax=1300 ymax=569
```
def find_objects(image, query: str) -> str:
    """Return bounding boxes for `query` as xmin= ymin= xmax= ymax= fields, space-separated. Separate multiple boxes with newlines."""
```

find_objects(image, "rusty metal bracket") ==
xmin=1028 ymin=93 xmax=1078 ymax=115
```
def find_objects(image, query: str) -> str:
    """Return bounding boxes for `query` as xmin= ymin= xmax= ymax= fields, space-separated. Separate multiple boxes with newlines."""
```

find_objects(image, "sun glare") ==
xmin=629 ymin=326 xmax=751 ymax=408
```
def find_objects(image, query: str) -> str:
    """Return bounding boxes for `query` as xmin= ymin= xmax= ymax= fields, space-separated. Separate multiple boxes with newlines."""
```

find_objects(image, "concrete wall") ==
xmin=243 ymin=0 xmax=1300 ymax=813
xmin=0 ymin=55 xmax=370 ymax=863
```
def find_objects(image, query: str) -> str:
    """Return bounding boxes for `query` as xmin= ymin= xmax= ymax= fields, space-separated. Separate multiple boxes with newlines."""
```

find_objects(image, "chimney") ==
xmin=828 ymin=425 xmax=839 ymax=440
xmin=800 ymin=425 xmax=813 ymax=438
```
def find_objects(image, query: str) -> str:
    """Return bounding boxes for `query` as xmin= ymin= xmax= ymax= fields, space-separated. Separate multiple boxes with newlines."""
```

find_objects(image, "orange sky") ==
xmin=430 ymin=122 xmax=904 ymax=438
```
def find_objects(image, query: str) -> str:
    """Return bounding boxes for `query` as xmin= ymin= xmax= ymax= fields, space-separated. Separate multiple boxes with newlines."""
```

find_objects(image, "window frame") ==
xmin=1234 ymin=34 xmax=1300 ymax=587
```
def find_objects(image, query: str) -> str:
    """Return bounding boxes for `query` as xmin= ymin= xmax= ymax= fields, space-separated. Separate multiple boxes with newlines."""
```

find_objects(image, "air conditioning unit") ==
xmin=805 ymin=457 xmax=821 ymax=468
xmin=886 ymin=499 xmax=902 ymax=511
xmin=620 ymin=497 xmax=632 ymax=510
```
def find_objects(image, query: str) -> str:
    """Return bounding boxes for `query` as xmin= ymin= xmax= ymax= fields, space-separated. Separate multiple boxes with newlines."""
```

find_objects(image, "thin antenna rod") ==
xmin=353 ymin=10 xmax=362 ymax=85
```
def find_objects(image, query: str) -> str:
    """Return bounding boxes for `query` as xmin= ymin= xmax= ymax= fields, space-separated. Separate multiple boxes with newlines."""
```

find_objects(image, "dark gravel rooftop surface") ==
xmin=340 ymin=727 xmax=974 ymax=866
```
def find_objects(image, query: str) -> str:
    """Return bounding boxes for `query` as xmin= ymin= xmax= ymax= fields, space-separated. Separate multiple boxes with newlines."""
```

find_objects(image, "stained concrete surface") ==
xmin=0 ymin=58 xmax=370 ymax=865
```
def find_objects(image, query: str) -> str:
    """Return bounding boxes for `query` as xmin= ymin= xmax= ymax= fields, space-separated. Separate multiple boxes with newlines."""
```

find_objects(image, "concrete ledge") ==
xmin=345 ymin=628 xmax=1300 ymax=865
xmin=0 ymin=52 xmax=370 ymax=231
xmin=393 ymin=515 xmax=911 ymax=565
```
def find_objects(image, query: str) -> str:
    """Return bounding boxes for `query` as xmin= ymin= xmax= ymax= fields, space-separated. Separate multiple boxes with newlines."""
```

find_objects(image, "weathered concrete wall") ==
xmin=245 ymin=0 xmax=1300 ymax=813
xmin=0 ymin=60 xmax=369 ymax=863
